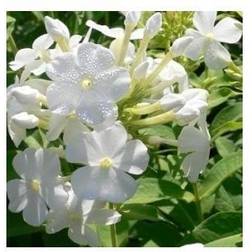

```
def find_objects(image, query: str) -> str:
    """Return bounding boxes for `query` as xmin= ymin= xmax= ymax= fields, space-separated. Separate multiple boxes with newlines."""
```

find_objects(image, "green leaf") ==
xmin=206 ymin=233 xmax=242 ymax=247
xmin=208 ymin=87 xmax=238 ymax=108
xmin=125 ymin=178 xmax=194 ymax=204
xmin=198 ymin=151 xmax=242 ymax=200
xmin=210 ymin=102 xmax=242 ymax=136
xmin=193 ymin=212 xmax=242 ymax=244
xmin=7 ymin=15 xmax=16 ymax=39
xmin=215 ymin=186 xmax=236 ymax=212
xmin=138 ymin=125 xmax=175 ymax=139
xmin=215 ymin=137 xmax=236 ymax=157
xmin=120 ymin=204 xmax=162 ymax=221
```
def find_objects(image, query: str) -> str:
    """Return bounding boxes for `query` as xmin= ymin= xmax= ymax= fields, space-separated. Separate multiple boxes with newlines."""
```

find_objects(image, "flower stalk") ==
xmin=109 ymin=203 xmax=118 ymax=247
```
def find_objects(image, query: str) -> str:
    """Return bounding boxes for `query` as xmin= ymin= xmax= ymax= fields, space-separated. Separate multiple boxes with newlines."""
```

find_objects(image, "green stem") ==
xmin=109 ymin=203 xmax=118 ymax=247
xmin=9 ymin=35 xmax=18 ymax=55
xmin=192 ymin=183 xmax=203 ymax=222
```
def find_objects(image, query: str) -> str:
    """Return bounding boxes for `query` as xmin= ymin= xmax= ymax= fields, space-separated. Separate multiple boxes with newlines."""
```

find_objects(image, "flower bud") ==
xmin=134 ymin=60 xmax=150 ymax=80
xmin=144 ymin=12 xmax=162 ymax=38
xmin=124 ymin=12 xmax=141 ymax=28
xmin=44 ymin=16 xmax=70 ymax=41
xmin=11 ymin=86 xmax=40 ymax=105
xmin=12 ymin=112 xmax=39 ymax=129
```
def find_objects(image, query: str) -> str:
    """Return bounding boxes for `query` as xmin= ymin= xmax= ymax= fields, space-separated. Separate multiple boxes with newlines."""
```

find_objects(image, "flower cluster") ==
xmin=7 ymin=11 xmax=242 ymax=246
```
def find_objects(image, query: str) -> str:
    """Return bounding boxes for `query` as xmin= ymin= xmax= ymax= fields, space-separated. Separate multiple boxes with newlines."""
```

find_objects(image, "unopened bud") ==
xmin=44 ymin=16 xmax=70 ymax=42
xmin=12 ymin=112 xmax=39 ymax=129
xmin=144 ymin=12 xmax=162 ymax=38
xmin=11 ymin=86 xmax=40 ymax=105
xmin=124 ymin=12 xmax=141 ymax=28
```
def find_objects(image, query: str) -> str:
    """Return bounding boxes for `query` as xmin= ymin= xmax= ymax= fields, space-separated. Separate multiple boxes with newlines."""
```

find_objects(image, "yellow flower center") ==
xmin=99 ymin=157 xmax=113 ymax=169
xmin=81 ymin=78 xmax=93 ymax=90
xmin=31 ymin=179 xmax=40 ymax=192
xmin=206 ymin=32 xmax=214 ymax=40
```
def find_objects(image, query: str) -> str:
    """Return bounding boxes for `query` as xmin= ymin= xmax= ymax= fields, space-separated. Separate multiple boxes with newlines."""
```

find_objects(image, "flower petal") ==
xmin=47 ymin=113 xmax=67 ymax=141
xmin=66 ymin=133 xmax=102 ymax=165
xmin=170 ymin=36 xmax=194 ymax=57
xmin=46 ymin=53 xmax=81 ymax=82
xmin=77 ymin=42 xmax=115 ymax=76
xmin=7 ymin=179 xmax=28 ymax=212
xmin=71 ymin=166 xmax=137 ymax=203
xmin=87 ymin=209 xmax=121 ymax=225
xmin=91 ymin=123 xmax=128 ymax=158
xmin=9 ymin=48 xmax=37 ymax=71
xmin=76 ymin=96 xmax=117 ymax=126
xmin=183 ymin=36 xmax=207 ymax=60
xmin=47 ymin=81 xmax=82 ymax=115
xmin=130 ymin=28 xmax=144 ymax=40
xmin=22 ymin=192 xmax=48 ymax=226
xmin=86 ymin=20 xmax=124 ymax=39
xmin=32 ymin=34 xmax=54 ymax=50
xmin=94 ymin=68 xmax=130 ymax=102
xmin=193 ymin=11 xmax=216 ymax=34
xmin=213 ymin=17 xmax=242 ymax=44
xmin=46 ymin=209 xmax=69 ymax=233
xmin=204 ymin=41 xmax=231 ymax=69
xmin=114 ymin=140 xmax=149 ymax=175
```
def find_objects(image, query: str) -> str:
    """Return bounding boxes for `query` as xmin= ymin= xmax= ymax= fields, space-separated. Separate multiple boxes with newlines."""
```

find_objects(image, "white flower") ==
xmin=9 ymin=34 xmax=53 ymax=75
xmin=7 ymin=148 xmax=64 ymax=226
xmin=123 ymin=11 xmax=141 ymax=28
xmin=178 ymin=125 xmax=210 ymax=182
xmin=46 ymin=42 xmax=130 ymax=126
xmin=161 ymin=88 xmax=209 ymax=125
xmin=66 ymin=123 xmax=149 ymax=203
xmin=46 ymin=186 xmax=121 ymax=246
xmin=7 ymin=78 xmax=49 ymax=147
xmin=171 ymin=11 xmax=242 ymax=69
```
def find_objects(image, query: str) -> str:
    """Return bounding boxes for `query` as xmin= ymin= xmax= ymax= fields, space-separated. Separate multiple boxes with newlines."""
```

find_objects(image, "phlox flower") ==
xmin=46 ymin=42 xmax=130 ymax=126
xmin=46 ymin=186 xmax=121 ymax=246
xmin=171 ymin=11 xmax=242 ymax=69
xmin=7 ymin=148 xmax=65 ymax=226
xmin=66 ymin=123 xmax=149 ymax=203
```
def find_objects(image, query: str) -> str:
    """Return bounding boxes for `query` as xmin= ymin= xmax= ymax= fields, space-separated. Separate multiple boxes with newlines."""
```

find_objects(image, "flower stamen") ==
xmin=31 ymin=179 xmax=40 ymax=192
xmin=99 ymin=157 xmax=113 ymax=169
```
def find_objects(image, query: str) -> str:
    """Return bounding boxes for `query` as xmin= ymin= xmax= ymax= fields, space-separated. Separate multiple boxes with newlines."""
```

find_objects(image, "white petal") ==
xmin=86 ymin=20 xmax=124 ymax=39
xmin=66 ymin=133 xmax=102 ymax=165
xmin=94 ymin=68 xmax=130 ymax=102
xmin=11 ymin=112 xmax=39 ymax=129
xmin=181 ymin=151 xmax=209 ymax=182
xmin=12 ymin=148 xmax=37 ymax=179
xmin=204 ymin=41 xmax=231 ymax=69
xmin=63 ymin=117 xmax=89 ymax=145
xmin=183 ymin=37 xmax=207 ymax=60
xmin=69 ymin=35 xmax=82 ymax=48
xmin=193 ymin=11 xmax=217 ymax=34
xmin=91 ymin=123 xmax=128 ymax=158
xmin=47 ymin=113 xmax=67 ymax=141
xmin=46 ymin=53 xmax=81 ymax=82
xmin=77 ymin=42 xmax=115 ymax=76
xmin=25 ymin=79 xmax=51 ymax=95
xmin=46 ymin=209 xmax=69 ymax=233
xmin=46 ymin=81 xmax=82 ymax=115
xmin=170 ymin=36 xmax=194 ymax=57
xmin=144 ymin=12 xmax=162 ymax=38
xmin=9 ymin=48 xmax=37 ymax=71
xmin=71 ymin=166 xmax=137 ymax=203
xmin=32 ymin=34 xmax=54 ymax=50
xmin=7 ymin=179 xmax=28 ymax=212
xmin=114 ymin=140 xmax=149 ymax=175
xmin=76 ymin=97 xmax=117 ymax=126
xmin=22 ymin=193 xmax=48 ymax=226
xmin=178 ymin=125 xmax=209 ymax=153
xmin=44 ymin=16 xmax=70 ymax=41
xmin=160 ymin=93 xmax=186 ymax=112
xmin=8 ymin=120 xmax=26 ymax=147
xmin=213 ymin=17 xmax=242 ymax=44
xmin=87 ymin=209 xmax=121 ymax=225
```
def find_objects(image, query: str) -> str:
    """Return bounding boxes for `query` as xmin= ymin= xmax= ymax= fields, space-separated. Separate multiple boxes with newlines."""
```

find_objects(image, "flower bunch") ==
xmin=7 ymin=11 xmax=242 ymax=246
